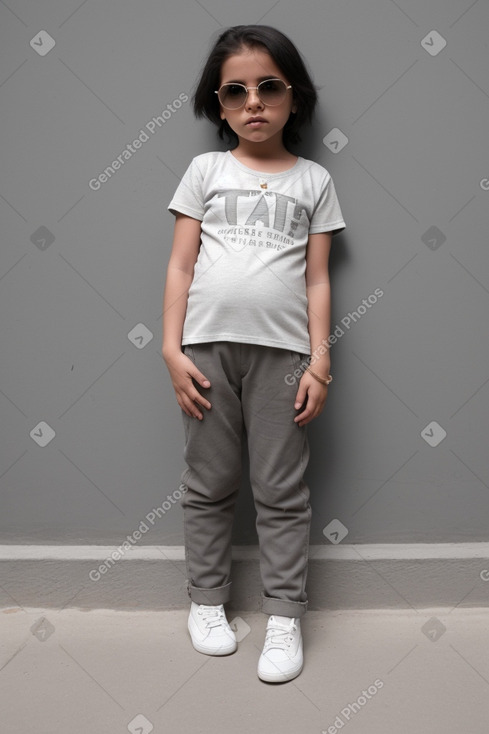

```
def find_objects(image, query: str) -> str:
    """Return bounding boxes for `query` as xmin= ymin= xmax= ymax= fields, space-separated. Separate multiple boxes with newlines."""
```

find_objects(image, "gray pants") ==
xmin=180 ymin=342 xmax=311 ymax=618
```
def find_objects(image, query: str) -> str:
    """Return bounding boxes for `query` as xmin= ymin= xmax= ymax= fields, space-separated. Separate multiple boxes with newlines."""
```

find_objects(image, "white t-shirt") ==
xmin=168 ymin=150 xmax=345 ymax=354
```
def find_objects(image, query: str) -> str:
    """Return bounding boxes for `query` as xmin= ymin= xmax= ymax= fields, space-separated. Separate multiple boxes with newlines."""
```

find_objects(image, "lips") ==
xmin=246 ymin=116 xmax=267 ymax=126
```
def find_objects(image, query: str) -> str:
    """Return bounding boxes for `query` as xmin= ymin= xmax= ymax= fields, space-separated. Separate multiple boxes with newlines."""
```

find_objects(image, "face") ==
xmin=218 ymin=46 xmax=297 ymax=147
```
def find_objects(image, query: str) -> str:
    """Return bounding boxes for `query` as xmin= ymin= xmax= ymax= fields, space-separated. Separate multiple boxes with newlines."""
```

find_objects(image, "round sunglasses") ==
xmin=215 ymin=78 xmax=292 ymax=110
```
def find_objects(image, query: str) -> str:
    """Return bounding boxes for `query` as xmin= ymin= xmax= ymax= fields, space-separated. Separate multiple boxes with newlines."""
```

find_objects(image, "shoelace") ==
xmin=197 ymin=605 xmax=228 ymax=629
xmin=263 ymin=620 xmax=297 ymax=651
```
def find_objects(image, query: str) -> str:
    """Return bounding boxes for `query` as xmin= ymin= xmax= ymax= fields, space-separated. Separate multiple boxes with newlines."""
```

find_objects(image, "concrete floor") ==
xmin=1 ymin=606 xmax=489 ymax=734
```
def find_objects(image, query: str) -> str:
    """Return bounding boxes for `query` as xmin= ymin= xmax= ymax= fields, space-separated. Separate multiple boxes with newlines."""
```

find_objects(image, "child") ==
xmin=162 ymin=25 xmax=345 ymax=683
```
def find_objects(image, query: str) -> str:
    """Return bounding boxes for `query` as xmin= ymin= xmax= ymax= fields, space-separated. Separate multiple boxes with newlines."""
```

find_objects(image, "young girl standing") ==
xmin=162 ymin=25 xmax=345 ymax=682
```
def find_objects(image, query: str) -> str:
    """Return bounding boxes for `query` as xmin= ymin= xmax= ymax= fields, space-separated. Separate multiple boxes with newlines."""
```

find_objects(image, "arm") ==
xmin=162 ymin=213 xmax=212 ymax=420
xmin=294 ymin=231 xmax=332 ymax=427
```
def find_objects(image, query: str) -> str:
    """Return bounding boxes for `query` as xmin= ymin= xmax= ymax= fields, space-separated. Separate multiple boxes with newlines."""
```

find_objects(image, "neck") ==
xmin=233 ymin=134 xmax=293 ymax=162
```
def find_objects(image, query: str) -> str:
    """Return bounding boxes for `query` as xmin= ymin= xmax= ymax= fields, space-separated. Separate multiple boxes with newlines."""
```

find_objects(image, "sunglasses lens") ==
xmin=218 ymin=80 xmax=289 ymax=108
xmin=219 ymin=84 xmax=247 ymax=109
xmin=258 ymin=79 xmax=287 ymax=105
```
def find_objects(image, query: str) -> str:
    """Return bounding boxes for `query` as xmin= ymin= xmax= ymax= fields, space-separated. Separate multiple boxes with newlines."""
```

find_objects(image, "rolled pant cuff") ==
xmin=261 ymin=593 xmax=308 ymax=619
xmin=187 ymin=581 xmax=232 ymax=606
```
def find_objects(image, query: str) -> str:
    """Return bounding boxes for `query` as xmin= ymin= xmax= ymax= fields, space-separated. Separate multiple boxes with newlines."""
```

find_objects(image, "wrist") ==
xmin=308 ymin=355 xmax=330 ymax=378
xmin=162 ymin=343 xmax=182 ymax=362
xmin=306 ymin=366 xmax=333 ymax=386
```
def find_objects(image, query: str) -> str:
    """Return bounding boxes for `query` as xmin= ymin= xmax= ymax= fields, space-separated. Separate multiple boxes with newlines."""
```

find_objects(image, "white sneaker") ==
xmin=187 ymin=602 xmax=237 ymax=656
xmin=257 ymin=615 xmax=303 ymax=682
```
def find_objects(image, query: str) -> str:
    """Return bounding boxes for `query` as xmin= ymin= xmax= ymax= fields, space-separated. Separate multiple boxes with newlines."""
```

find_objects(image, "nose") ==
xmin=245 ymin=87 xmax=263 ymax=109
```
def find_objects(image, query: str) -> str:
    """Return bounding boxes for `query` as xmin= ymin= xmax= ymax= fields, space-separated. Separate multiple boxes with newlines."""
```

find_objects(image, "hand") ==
xmin=163 ymin=350 xmax=211 ymax=420
xmin=293 ymin=371 xmax=329 ymax=427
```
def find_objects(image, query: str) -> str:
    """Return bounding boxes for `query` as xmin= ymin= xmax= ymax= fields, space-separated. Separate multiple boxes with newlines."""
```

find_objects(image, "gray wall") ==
xmin=1 ymin=0 xmax=488 ymax=545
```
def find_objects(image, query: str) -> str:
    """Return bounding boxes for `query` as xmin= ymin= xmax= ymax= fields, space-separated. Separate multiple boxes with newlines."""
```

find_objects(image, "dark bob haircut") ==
xmin=193 ymin=25 xmax=318 ymax=149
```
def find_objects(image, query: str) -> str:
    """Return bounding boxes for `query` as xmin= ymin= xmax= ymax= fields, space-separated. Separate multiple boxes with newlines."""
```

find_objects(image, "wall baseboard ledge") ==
xmin=1 ymin=543 xmax=488 ymax=610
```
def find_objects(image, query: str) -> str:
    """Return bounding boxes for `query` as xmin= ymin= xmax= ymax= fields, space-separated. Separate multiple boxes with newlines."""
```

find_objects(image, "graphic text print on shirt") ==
xmin=215 ymin=188 xmax=308 ymax=245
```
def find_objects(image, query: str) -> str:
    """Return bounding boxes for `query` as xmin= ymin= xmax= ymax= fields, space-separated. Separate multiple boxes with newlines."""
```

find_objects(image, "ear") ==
xmin=291 ymin=99 xmax=298 ymax=114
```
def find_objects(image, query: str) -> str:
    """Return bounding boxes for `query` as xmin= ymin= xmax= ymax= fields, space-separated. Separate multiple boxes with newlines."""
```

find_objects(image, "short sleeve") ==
xmin=167 ymin=158 xmax=205 ymax=221
xmin=309 ymin=173 xmax=346 ymax=236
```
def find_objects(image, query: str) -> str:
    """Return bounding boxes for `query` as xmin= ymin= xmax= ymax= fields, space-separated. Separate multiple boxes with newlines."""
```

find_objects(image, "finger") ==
xmin=178 ymin=379 xmax=211 ymax=411
xmin=294 ymin=384 xmax=307 ymax=411
xmin=295 ymin=393 xmax=328 ymax=425
xmin=177 ymin=397 xmax=196 ymax=419
xmin=191 ymin=388 xmax=211 ymax=411
xmin=182 ymin=394 xmax=204 ymax=420
xmin=190 ymin=366 xmax=211 ymax=389
xmin=177 ymin=388 xmax=206 ymax=418
xmin=189 ymin=382 xmax=214 ymax=414
xmin=294 ymin=405 xmax=312 ymax=425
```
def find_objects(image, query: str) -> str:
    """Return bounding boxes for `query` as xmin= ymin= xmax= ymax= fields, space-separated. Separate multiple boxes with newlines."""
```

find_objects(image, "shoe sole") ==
xmin=257 ymin=662 xmax=303 ymax=683
xmin=190 ymin=638 xmax=237 ymax=656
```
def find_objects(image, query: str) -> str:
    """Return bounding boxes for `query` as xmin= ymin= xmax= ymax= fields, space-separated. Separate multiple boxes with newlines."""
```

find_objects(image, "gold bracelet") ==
xmin=306 ymin=367 xmax=333 ymax=386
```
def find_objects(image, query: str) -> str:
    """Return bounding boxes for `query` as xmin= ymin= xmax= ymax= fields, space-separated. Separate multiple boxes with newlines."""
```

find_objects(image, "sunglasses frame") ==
xmin=215 ymin=78 xmax=292 ymax=110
